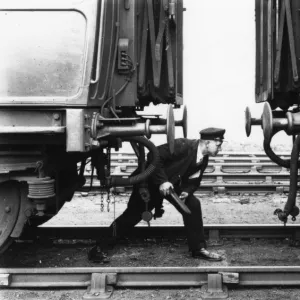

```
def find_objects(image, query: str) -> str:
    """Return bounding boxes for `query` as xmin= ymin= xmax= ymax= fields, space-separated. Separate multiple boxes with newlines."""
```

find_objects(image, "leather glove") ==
xmin=159 ymin=182 xmax=174 ymax=196
xmin=179 ymin=191 xmax=188 ymax=203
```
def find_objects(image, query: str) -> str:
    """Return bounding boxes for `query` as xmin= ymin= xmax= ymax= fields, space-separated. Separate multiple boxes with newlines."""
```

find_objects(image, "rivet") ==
xmin=5 ymin=206 xmax=11 ymax=213
xmin=53 ymin=113 xmax=60 ymax=120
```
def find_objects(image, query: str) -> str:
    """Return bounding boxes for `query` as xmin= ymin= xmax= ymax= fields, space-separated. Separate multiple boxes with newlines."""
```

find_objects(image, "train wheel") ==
xmin=0 ymin=181 xmax=21 ymax=254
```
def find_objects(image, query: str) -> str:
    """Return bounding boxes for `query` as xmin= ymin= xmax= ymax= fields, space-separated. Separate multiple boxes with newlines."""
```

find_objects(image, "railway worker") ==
xmin=89 ymin=127 xmax=225 ymax=262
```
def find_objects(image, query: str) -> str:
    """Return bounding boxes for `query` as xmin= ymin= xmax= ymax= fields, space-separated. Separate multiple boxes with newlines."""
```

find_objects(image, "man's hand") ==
xmin=179 ymin=192 xmax=188 ymax=203
xmin=159 ymin=182 xmax=174 ymax=196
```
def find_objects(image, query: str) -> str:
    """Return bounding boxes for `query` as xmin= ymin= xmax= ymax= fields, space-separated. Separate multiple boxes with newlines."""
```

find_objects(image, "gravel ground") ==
xmin=44 ymin=192 xmax=300 ymax=226
xmin=1 ymin=192 xmax=300 ymax=300
xmin=1 ymin=287 xmax=300 ymax=300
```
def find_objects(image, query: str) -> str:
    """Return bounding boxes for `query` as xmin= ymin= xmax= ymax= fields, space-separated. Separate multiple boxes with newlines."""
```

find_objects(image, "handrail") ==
xmin=90 ymin=0 xmax=106 ymax=85
xmin=0 ymin=126 xmax=65 ymax=134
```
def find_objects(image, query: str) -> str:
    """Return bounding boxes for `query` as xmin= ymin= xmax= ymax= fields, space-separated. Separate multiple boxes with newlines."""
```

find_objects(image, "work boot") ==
xmin=191 ymin=248 xmax=223 ymax=261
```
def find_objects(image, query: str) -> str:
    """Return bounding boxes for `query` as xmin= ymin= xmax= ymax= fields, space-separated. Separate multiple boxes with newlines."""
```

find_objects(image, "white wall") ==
xmin=145 ymin=0 xmax=292 ymax=150
xmin=184 ymin=0 xmax=254 ymax=140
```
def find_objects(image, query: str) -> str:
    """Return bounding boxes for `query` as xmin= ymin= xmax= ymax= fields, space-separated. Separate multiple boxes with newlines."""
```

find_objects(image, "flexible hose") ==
xmin=111 ymin=136 xmax=159 ymax=186
xmin=264 ymin=132 xmax=300 ymax=167
xmin=264 ymin=138 xmax=290 ymax=168
xmin=283 ymin=135 xmax=300 ymax=215
xmin=274 ymin=135 xmax=300 ymax=223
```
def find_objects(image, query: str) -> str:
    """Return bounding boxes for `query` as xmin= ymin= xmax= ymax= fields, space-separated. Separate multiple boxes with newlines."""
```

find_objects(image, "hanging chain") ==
xmin=100 ymin=189 xmax=104 ymax=212
xmin=98 ymin=147 xmax=112 ymax=213
xmin=106 ymin=188 xmax=111 ymax=212
xmin=112 ymin=191 xmax=117 ymax=237
xmin=105 ymin=147 xmax=111 ymax=212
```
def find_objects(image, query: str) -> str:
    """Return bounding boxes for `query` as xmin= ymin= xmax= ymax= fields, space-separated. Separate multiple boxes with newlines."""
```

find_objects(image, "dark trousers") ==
xmin=109 ymin=186 xmax=206 ymax=250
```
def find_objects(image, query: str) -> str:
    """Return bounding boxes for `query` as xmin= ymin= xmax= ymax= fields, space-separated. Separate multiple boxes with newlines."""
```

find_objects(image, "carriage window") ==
xmin=0 ymin=11 xmax=86 ymax=98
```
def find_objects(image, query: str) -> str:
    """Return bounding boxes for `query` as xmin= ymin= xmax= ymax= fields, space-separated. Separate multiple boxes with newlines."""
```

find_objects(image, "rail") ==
xmin=34 ymin=224 xmax=300 ymax=241
xmin=2 ymin=224 xmax=300 ymax=299
xmin=1 ymin=266 xmax=300 ymax=288
xmin=79 ymin=152 xmax=293 ymax=194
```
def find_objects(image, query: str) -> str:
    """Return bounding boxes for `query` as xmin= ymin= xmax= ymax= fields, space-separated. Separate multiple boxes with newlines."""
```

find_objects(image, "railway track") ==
xmin=2 ymin=266 xmax=300 ymax=299
xmin=26 ymin=224 xmax=300 ymax=241
xmin=101 ymin=151 xmax=291 ymax=174
xmin=82 ymin=180 xmax=290 ymax=195
xmin=80 ymin=152 xmax=293 ymax=195
xmin=1 ymin=224 xmax=300 ymax=299
xmin=1 ymin=152 xmax=298 ymax=299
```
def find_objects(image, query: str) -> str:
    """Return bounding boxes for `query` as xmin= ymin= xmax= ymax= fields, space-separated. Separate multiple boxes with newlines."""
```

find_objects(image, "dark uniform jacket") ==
xmin=148 ymin=138 xmax=209 ymax=196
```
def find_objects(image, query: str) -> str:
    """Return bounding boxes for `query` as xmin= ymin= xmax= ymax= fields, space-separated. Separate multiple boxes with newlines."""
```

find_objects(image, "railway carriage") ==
xmin=0 ymin=0 xmax=186 ymax=253
xmin=246 ymin=0 xmax=300 ymax=223
xmin=3 ymin=0 xmax=299 ymax=255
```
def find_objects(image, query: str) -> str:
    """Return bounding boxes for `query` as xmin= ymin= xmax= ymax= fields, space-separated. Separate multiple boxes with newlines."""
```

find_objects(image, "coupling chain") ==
xmin=106 ymin=188 xmax=111 ymax=212
xmin=106 ymin=147 xmax=111 ymax=212
xmin=100 ymin=190 xmax=104 ymax=212
xmin=112 ymin=190 xmax=117 ymax=237
xmin=99 ymin=187 xmax=111 ymax=213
